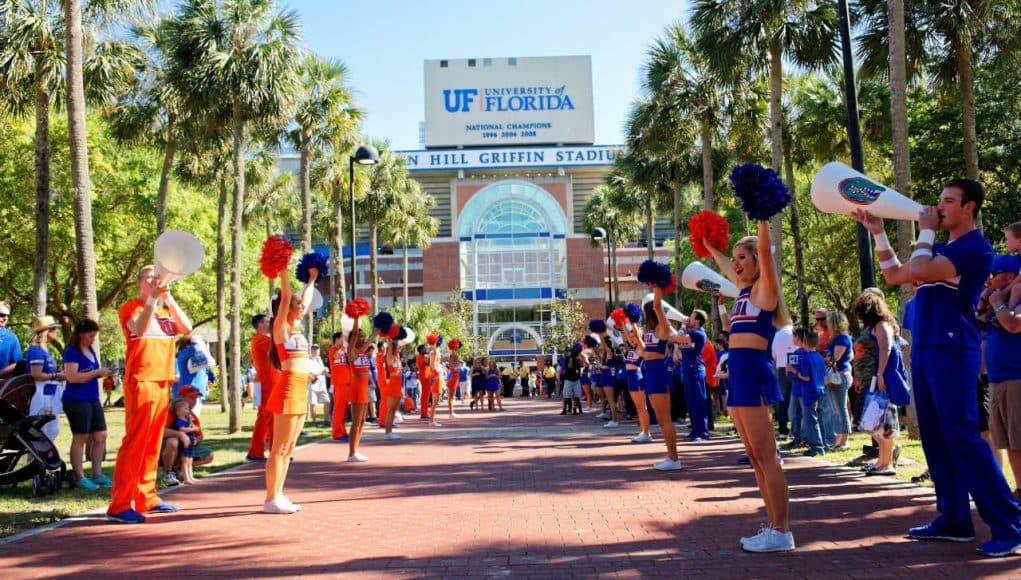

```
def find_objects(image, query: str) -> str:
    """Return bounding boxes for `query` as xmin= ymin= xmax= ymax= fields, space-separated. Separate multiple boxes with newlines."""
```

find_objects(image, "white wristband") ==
xmin=719 ymin=304 xmax=728 ymax=316
xmin=874 ymin=231 xmax=892 ymax=253
xmin=879 ymin=256 xmax=902 ymax=269
xmin=910 ymin=248 xmax=933 ymax=260
xmin=916 ymin=229 xmax=936 ymax=247
xmin=145 ymin=296 xmax=158 ymax=307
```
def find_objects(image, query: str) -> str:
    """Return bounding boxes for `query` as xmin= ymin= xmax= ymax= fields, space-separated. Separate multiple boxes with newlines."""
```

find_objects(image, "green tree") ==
xmin=380 ymin=189 xmax=438 ymax=320
xmin=544 ymin=292 xmax=588 ymax=355
xmin=581 ymin=183 xmax=643 ymax=308
xmin=167 ymin=0 xmax=302 ymax=432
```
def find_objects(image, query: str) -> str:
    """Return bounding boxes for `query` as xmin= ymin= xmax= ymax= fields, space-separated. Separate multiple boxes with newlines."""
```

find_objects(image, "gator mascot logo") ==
xmin=696 ymin=279 xmax=721 ymax=292
xmin=838 ymin=177 xmax=884 ymax=205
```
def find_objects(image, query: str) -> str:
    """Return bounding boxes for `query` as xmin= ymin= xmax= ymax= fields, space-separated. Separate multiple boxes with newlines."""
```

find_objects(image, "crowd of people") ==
xmin=2 ymin=177 xmax=1020 ymax=558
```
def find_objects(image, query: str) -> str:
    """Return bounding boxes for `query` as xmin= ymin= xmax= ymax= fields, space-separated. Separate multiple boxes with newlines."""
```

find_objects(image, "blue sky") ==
xmin=285 ymin=0 xmax=688 ymax=150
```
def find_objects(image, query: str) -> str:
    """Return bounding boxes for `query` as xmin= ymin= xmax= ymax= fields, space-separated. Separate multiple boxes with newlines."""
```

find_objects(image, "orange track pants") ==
xmin=247 ymin=405 xmax=274 ymax=458
xmin=331 ymin=381 xmax=351 ymax=439
xmin=108 ymin=379 xmax=170 ymax=515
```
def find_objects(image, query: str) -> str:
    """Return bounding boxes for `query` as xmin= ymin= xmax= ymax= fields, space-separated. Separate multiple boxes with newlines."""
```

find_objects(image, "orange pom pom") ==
xmin=688 ymin=210 xmax=730 ymax=258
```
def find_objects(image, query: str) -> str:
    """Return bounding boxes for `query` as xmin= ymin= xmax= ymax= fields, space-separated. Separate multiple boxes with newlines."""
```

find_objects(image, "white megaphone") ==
xmin=681 ymin=262 xmax=739 ymax=298
xmin=811 ymin=162 xmax=923 ymax=221
xmin=398 ymin=326 xmax=416 ymax=347
xmin=641 ymin=293 xmax=687 ymax=323
xmin=154 ymin=229 xmax=205 ymax=284
xmin=310 ymin=288 xmax=324 ymax=311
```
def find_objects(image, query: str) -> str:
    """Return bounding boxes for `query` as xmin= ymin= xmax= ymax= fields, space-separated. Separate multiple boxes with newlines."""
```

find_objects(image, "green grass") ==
xmin=0 ymin=404 xmax=332 ymax=539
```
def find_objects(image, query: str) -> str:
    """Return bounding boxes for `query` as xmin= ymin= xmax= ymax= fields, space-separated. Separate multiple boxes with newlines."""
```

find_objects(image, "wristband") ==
xmin=916 ymin=229 xmax=936 ymax=247
xmin=719 ymin=304 xmax=728 ymax=316
xmin=879 ymin=256 xmax=902 ymax=270
xmin=910 ymin=248 xmax=933 ymax=260
xmin=145 ymin=296 xmax=158 ymax=307
xmin=994 ymin=304 xmax=1008 ymax=313
xmin=874 ymin=231 xmax=892 ymax=253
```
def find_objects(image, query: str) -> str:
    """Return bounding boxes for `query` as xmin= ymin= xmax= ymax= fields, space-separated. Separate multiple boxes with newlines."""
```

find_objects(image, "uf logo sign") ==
xmin=443 ymin=88 xmax=478 ymax=112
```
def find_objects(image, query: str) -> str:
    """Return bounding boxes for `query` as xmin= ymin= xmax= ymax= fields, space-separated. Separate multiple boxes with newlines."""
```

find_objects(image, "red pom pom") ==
xmin=609 ymin=308 xmax=628 ymax=330
xmin=259 ymin=236 xmax=293 ymax=279
xmin=426 ymin=332 xmax=439 ymax=346
xmin=688 ymin=210 xmax=730 ymax=258
xmin=386 ymin=325 xmax=401 ymax=339
xmin=344 ymin=297 xmax=371 ymax=319
xmin=663 ymin=275 xmax=677 ymax=295
xmin=448 ymin=338 xmax=461 ymax=351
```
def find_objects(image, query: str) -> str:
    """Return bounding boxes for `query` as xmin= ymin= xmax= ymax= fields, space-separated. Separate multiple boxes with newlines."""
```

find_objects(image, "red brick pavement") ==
xmin=2 ymin=399 xmax=1020 ymax=578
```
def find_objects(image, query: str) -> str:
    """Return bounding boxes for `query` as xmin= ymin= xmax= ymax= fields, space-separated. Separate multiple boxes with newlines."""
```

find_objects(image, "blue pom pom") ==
xmin=636 ymin=260 xmax=673 ymax=289
xmin=372 ymin=312 xmax=394 ymax=334
xmin=396 ymin=326 xmax=408 ymax=341
xmin=437 ymin=335 xmax=444 ymax=348
xmin=588 ymin=320 xmax=607 ymax=334
xmin=583 ymin=335 xmax=598 ymax=348
xmin=296 ymin=251 xmax=329 ymax=283
xmin=624 ymin=303 xmax=643 ymax=324
xmin=729 ymin=163 xmax=791 ymax=221
xmin=572 ymin=342 xmax=583 ymax=352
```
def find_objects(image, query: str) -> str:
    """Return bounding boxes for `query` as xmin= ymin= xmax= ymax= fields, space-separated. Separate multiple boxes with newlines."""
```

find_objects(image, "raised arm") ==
xmin=705 ymin=240 xmax=737 ymax=285
xmin=750 ymin=220 xmax=779 ymax=311
xmin=653 ymin=287 xmax=671 ymax=341
xmin=273 ymin=270 xmax=293 ymax=343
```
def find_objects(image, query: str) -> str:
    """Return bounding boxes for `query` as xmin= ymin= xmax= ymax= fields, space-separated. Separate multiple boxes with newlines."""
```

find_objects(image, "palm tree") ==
xmin=1 ymin=0 xmax=136 ymax=317
xmin=380 ymin=189 xmax=438 ymax=320
xmin=582 ymin=184 xmax=644 ymax=307
xmin=692 ymin=0 xmax=839 ymax=264
xmin=168 ymin=0 xmax=302 ymax=432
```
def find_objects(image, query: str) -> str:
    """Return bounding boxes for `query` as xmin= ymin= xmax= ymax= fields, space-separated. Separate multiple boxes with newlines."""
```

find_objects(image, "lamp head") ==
xmin=591 ymin=227 xmax=607 ymax=242
xmin=353 ymin=144 xmax=380 ymax=165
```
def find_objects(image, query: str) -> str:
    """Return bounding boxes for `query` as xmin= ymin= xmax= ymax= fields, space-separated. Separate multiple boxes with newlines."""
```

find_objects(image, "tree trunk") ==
xmin=768 ymin=41 xmax=785 ymax=280
xmin=332 ymin=182 xmax=348 ymax=306
xmin=645 ymin=195 xmax=654 ymax=260
xmin=673 ymin=182 xmax=683 ymax=308
xmin=64 ymin=0 xmax=98 ymax=326
xmin=701 ymin=124 xmax=714 ymax=210
xmin=402 ymin=241 xmax=410 ymax=321
xmin=217 ymin=174 xmax=229 ymax=413
xmin=156 ymin=126 xmax=176 ymax=235
xmin=33 ymin=81 xmax=51 ymax=318
xmin=228 ymin=110 xmax=245 ymax=433
xmin=784 ymin=144 xmax=809 ymax=329
xmin=370 ymin=224 xmax=379 ymax=314
xmin=954 ymin=36 xmax=979 ymax=181
xmin=299 ymin=136 xmax=315 ymax=344
xmin=611 ymin=237 xmax=621 ymax=307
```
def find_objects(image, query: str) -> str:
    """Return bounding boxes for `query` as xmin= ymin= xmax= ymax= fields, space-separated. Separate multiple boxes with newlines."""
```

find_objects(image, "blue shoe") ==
xmin=333 ymin=435 xmax=350 ymax=442
xmin=106 ymin=509 xmax=146 ymax=524
xmin=245 ymin=455 xmax=268 ymax=463
xmin=77 ymin=476 xmax=100 ymax=490
xmin=737 ymin=455 xmax=751 ymax=465
xmin=908 ymin=521 xmax=975 ymax=543
xmin=149 ymin=501 xmax=180 ymax=513
xmin=977 ymin=537 xmax=1021 ymax=557
xmin=91 ymin=473 xmax=113 ymax=487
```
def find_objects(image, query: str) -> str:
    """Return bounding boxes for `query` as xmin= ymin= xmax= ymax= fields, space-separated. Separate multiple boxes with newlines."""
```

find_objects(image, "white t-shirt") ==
xmin=771 ymin=326 xmax=796 ymax=369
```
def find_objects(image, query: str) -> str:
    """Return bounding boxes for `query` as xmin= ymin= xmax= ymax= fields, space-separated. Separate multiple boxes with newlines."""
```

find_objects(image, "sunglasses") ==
xmin=0 ymin=313 xmax=9 ymax=318
xmin=814 ymin=317 xmax=826 ymax=322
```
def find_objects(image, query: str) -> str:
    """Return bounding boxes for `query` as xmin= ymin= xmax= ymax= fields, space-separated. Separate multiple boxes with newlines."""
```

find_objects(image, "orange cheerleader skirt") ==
xmin=383 ymin=377 xmax=403 ymax=399
xmin=265 ymin=370 xmax=307 ymax=415
xmin=351 ymin=374 xmax=371 ymax=404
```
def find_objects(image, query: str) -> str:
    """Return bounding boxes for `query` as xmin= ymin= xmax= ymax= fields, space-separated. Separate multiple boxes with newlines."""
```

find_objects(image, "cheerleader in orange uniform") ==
xmin=328 ymin=332 xmax=351 ymax=441
xmin=380 ymin=333 xmax=404 ymax=440
xmin=445 ymin=339 xmax=463 ymax=420
xmin=263 ymin=267 xmax=318 ymax=514
xmin=416 ymin=345 xmax=433 ymax=420
xmin=346 ymin=323 xmax=378 ymax=462
xmin=426 ymin=334 xmax=443 ymax=426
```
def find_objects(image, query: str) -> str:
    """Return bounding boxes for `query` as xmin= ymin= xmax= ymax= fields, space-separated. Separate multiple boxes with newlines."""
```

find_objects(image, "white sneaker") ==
xmin=631 ymin=432 xmax=653 ymax=443
xmin=448 ymin=413 xmax=458 ymax=419
xmin=742 ymin=528 xmax=795 ymax=553
xmin=347 ymin=453 xmax=369 ymax=462
xmin=278 ymin=495 xmax=301 ymax=512
xmin=653 ymin=458 xmax=683 ymax=471
xmin=740 ymin=524 xmax=772 ymax=546
xmin=162 ymin=472 xmax=180 ymax=486
xmin=263 ymin=499 xmax=298 ymax=514
xmin=430 ymin=421 xmax=442 ymax=427
xmin=385 ymin=433 xmax=401 ymax=441
xmin=394 ymin=413 xmax=404 ymax=425
xmin=595 ymin=412 xmax=608 ymax=419
xmin=603 ymin=421 xmax=619 ymax=428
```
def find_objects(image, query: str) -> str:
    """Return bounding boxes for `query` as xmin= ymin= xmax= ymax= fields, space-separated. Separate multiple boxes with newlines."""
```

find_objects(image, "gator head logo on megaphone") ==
xmin=681 ymin=262 xmax=739 ymax=298
xmin=811 ymin=162 xmax=923 ymax=221
xmin=154 ymin=229 xmax=205 ymax=285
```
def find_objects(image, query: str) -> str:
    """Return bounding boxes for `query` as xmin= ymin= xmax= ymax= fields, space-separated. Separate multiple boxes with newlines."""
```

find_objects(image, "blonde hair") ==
xmin=827 ymin=310 xmax=850 ymax=334
xmin=733 ymin=236 xmax=792 ymax=328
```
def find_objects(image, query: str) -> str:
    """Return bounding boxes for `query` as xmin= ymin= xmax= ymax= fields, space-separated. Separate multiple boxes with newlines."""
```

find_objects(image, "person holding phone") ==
xmin=62 ymin=318 xmax=117 ymax=490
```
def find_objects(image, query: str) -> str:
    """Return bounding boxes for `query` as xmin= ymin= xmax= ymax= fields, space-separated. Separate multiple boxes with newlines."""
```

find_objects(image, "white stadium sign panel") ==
xmin=423 ymin=55 xmax=595 ymax=148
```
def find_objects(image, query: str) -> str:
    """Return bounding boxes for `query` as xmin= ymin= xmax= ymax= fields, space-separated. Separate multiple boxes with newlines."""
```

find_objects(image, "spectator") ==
xmin=0 ymin=301 xmax=22 ymax=379
xmin=62 ymin=318 xmax=116 ymax=490
xmin=102 ymin=373 xmax=116 ymax=407
xmin=307 ymin=344 xmax=329 ymax=425
xmin=851 ymin=288 xmax=885 ymax=437
xmin=814 ymin=308 xmax=831 ymax=352
xmin=771 ymin=324 xmax=796 ymax=442
xmin=26 ymin=315 xmax=65 ymax=442
xmin=175 ymin=335 xmax=212 ymax=415
xmin=703 ymin=335 xmax=718 ymax=432
xmin=406 ymin=370 xmax=420 ymax=406
xmin=713 ymin=332 xmax=730 ymax=420
xmin=982 ymin=254 xmax=1021 ymax=499
xmin=823 ymin=311 xmax=854 ymax=451
xmin=792 ymin=329 xmax=826 ymax=456
xmin=169 ymin=398 xmax=200 ymax=484
xmin=161 ymin=386 xmax=213 ymax=486
xmin=543 ymin=363 xmax=556 ymax=398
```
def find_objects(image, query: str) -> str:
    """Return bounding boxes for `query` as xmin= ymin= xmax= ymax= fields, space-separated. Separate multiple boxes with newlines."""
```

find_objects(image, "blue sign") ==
xmin=397 ymin=145 xmax=621 ymax=172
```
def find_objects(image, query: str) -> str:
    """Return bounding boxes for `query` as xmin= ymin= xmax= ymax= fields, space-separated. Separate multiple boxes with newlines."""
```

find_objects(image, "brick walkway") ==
xmin=2 ymin=398 xmax=1020 ymax=578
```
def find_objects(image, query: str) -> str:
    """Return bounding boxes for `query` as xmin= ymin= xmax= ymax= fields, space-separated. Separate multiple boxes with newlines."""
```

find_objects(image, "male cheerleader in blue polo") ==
xmin=676 ymin=310 xmax=710 ymax=441
xmin=855 ymin=179 xmax=1021 ymax=557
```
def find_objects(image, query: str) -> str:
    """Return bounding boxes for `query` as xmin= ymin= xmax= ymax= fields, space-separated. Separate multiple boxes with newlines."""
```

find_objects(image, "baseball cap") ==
xmin=991 ymin=254 xmax=1021 ymax=274
xmin=179 ymin=386 xmax=201 ymax=398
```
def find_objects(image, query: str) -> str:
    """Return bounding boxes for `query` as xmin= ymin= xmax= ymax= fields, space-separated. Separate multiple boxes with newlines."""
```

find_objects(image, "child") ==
xmin=102 ymin=374 xmax=115 ymax=408
xmin=793 ymin=331 xmax=827 ymax=456
xmin=171 ymin=398 xmax=200 ymax=484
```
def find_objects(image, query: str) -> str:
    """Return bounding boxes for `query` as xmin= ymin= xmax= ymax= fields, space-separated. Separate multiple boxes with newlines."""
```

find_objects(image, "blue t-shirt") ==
xmin=912 ymin=229 xmax=992 ymax=351
xmin=787 ymin=348 xmax=807 ymax=398
xmin=62 ymin=345 xmax=100 ymax=403
xmin=458 ymin=365 xmax=468 ymax=382
xmin=172 ymin=416 xmax=197 ymax=444
xmin=986 ymin=324 xmax=1021 ymax=383
xmin=174 ymin=345 xmax=210 ymax=399
xmin=680 ymin=328 xmax=706 ymax=375
xmin=798 ymin=350 xmax=827 ymax=404
xmin=0 ymin=328 xmax=22 ymax=370
xmin=826 ymin=333 xmax=853 ymax=372
xmin=25 ymin=345 xmax=59 ymax=395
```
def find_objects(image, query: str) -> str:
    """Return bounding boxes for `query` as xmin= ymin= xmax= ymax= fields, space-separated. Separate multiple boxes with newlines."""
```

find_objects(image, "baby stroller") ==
xmin=0 ymin=374 xmax=66 ymax=497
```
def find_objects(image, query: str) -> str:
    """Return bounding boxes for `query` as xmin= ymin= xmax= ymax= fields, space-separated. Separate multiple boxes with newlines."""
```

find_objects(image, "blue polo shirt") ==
xmin=0 ymin=328 xmax=22 ymax=371
xmin=794 ymin=349 xmax=826 ymax=405
xmin=911 ymin=229 xmax=992 ymax=351
xmin=680 ymin=328 xmax=706 ymax=375
xmin=826 ymin=333 xmax=853 ymax=372
xmin=26 ymin=345 xmax=59 ymax=396
xmin=62 ymin=344 xmax=100 ymax=403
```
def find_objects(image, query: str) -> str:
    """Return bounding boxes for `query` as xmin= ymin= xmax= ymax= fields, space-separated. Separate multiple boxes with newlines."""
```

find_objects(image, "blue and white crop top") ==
xmin=729 ymin=287 xmax=776 ymax=342
xmin=624 ymin=347 xmax=641 ymax=366
xmin=643 ymin=329 xmax=668 ymax=355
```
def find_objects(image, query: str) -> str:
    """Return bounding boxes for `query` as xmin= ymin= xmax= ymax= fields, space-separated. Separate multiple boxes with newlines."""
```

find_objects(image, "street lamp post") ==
xmin=348 ymin=144 xmax=380 ymax=300
xmin=591 ymin=227 xmax=612 ymax=312
xmin=836 ymin=0 xmax=876 ymax=290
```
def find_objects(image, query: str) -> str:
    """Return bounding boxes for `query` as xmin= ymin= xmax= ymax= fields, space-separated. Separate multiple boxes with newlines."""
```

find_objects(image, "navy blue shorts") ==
xmin=626 ymin=369 xmax=643 ymax=392
xmin=727 ymin=348 xmax=782 ymax=407
xmin=643 ymin=359 xmax=671 ymax=395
